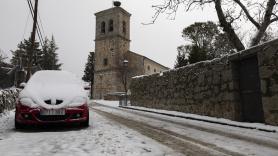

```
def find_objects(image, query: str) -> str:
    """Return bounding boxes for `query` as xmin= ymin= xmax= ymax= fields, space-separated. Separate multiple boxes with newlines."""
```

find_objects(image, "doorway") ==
xmin=239 ymin=56 xmax=264 ymax=123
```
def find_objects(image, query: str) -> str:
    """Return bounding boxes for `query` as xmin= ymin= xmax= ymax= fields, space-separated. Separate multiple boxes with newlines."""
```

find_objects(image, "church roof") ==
xmin=128 ymin=51 xmax=170 ymax=70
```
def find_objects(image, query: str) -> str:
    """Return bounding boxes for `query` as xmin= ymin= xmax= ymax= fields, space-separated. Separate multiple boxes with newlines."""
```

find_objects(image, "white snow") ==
xmin=126 ymin=105 xmax=278 ymax=132
xmin=132 ymin=75 xmax=147 ymax=79
xmin=0 ymin=110 xmax=181 ymax=156
xmin=93 ymin=100 xmax=120 ymax=107
xmin=93 ymin=102 xmax=278 ymax=156
xmin=94 ymin=100 xmax=278 ymax=133
xmin=19 ymin=70 xmax=88 ymax=109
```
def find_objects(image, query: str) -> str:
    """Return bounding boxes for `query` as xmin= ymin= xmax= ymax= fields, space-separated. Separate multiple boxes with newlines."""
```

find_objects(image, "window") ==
xmin=101 ymin=21 xmax=106 ymax=33
xmin=109 ymin=19 xmax=114 ymax=32
xmin=147 ymin=66 xmax=150 ymax=71
xmin=122 ymin=21 xmax=126 ymax=34
xmin=103 ymin=58 xmax=108 ymax=66
xmin=154 ymin=69 xmax=156 ymax=72
xmin=110 ymin=48 xmax=115 ymax=56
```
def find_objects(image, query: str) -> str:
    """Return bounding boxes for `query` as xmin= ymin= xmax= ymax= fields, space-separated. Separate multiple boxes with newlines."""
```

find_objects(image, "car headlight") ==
xmin=19 ymin=98 xmax=37 ymax=107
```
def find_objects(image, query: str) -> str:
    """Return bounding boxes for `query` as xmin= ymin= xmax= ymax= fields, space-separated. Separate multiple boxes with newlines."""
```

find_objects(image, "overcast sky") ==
xmin=0 ymin=0 xmax=218 ymax=78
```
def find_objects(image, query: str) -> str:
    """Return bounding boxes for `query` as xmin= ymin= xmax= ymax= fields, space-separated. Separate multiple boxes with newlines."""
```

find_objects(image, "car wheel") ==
xmin=80 ymin=118 xmax=89 ymax=127
xmin=15 ymin=120 xmax=25 ymax=129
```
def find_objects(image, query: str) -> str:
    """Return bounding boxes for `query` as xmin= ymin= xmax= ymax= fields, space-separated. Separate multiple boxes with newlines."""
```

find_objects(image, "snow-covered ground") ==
xmin=93 ymin=100 xmax=278 ymax=132
xmin=0 ymin=110 xmax=180 ymax=156
xmin=93 ymin=100 xmax=278 ymax=156
xmin=1 ymin=100 xmax=278 ymax=156
xmin=92 ymin=100 xmax=119 ymax=107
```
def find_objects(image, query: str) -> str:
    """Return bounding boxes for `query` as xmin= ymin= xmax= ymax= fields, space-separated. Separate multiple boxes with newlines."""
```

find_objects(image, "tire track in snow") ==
xmin=93 ymin=102 xmax=278 ymax=151
xmin=0 ymin=110 xmax=181 ymax=156
xmin=92 ymin=107 xmax=242 ymax=156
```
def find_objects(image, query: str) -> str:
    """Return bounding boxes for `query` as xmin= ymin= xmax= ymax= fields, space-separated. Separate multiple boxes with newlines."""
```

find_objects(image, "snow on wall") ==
xmin=0 ymin=88 xmax=19 ymax=113
xmin=130 ymin=55 xmax=239 ymax=121
xmin=130 ymin=39 xmax=278 ymax=125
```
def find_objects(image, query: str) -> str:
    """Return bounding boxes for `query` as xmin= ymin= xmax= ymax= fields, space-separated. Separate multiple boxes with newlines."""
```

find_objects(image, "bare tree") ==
xmin=150 ymin=0 xmax=278 ymax=51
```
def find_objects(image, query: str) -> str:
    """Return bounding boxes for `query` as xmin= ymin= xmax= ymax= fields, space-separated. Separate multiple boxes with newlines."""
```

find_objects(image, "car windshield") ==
xmin=27 ymin=70 xmax=81 ymax=87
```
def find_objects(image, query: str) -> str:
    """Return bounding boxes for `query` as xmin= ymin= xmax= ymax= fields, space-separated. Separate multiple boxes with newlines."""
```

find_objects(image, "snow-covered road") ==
xmin=0 ymin=110 xmax=180 ymax=156
xmin=1 ymin=101 xmax=278 ymax=156
xmin=92 ymin=101 xmax=278 ymax=156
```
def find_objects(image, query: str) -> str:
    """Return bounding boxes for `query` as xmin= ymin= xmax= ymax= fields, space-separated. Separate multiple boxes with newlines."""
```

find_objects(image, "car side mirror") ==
xmin=19 ymin=83 xmax=26 ymax=89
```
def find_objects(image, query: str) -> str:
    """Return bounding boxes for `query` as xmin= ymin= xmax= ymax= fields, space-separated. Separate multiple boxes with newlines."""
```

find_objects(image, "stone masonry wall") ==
xmin=257 ymin=40 xmax=278 ymax=125
xmin=130 ymin=39 xmax=278 ymax=125
xmin=131 ymin=56 xmax=240 ymax=121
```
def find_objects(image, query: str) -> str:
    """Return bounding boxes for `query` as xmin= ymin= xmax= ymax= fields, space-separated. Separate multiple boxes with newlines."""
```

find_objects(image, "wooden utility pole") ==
xmin=26 ymin=0 xmax=39 ymax=81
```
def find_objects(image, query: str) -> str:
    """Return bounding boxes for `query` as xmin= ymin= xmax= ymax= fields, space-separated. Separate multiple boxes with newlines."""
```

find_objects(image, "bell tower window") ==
xmin=109 ymin=19 xmax=114 ymax=32
xmin=101 ymin=21 xmax=106 ymax=33
xmin=103 ymin=58 xmax=108 ymax=66
xmin=123 ymin=21 xmax=126 ymax=34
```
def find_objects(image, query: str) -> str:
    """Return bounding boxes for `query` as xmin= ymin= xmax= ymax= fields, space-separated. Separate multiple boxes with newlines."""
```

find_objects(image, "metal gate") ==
xmin=239 ymin=56 xmax=264 ymax=123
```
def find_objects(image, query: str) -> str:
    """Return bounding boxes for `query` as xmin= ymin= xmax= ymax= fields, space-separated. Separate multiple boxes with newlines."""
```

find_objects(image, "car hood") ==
xmin=19 ymin=84 xmax=87 ymax=109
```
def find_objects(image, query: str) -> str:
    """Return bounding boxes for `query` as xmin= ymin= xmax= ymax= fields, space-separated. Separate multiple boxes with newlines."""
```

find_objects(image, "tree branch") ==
xmin=215 ymin=0 xmax=245 ymax=51
xmin=233 ymin=0 xmax=261 ymax=29
xmin=251 ymin=0 xmax=276 ymax=46
xmin=270 ymin=17 xmax=278 ymax=23
xmin=146 ymin=0 xmax=214 ymax=25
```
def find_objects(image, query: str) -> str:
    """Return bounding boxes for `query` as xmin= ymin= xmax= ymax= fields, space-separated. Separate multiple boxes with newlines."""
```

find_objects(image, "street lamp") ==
xmin=123 ymin=59 xmax=128 ymax=106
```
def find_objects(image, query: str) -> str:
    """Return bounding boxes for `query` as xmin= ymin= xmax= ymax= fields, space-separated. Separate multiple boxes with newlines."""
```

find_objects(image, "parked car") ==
xmin=15 ymin=70 xmax=89 ymax=129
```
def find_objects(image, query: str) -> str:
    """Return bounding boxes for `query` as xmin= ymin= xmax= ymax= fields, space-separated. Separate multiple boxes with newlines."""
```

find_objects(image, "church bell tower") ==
xmin=93 ymin=1 xmax=131 ymax=99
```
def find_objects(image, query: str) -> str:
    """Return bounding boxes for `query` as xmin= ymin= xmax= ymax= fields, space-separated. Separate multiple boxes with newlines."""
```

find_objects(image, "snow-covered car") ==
xmin=15 ymin=70 xmax=89 ymax=129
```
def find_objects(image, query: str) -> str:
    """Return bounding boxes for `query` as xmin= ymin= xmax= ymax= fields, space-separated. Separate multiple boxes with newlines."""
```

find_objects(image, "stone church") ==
xmin=93 ymin=3 xmax=169 ymax=99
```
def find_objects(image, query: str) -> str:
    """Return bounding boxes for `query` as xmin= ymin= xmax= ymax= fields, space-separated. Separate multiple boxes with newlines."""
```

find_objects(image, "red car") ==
xmin=15 ymin=70 xmax=89 ymax=129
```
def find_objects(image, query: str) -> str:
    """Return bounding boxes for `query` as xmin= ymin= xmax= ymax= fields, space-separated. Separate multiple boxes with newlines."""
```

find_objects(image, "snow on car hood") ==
xmin=19 ymin=70 xmax=88 ymax=109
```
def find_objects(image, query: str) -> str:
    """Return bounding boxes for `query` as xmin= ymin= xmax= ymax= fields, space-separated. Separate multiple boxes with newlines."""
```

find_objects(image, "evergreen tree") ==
xmin=174 ymin=46 xmax=189 ymax=68
xmin=188 ymin=46 xmax=207 ymax=64
xmin=83 ymin=52 xmax=95 ymax=98
xmin=175 ymin=21 xmax=235 ymax=67
xmin=11 ymin=38 xmax=42 ymax=68
xmin=82 ymin=52 xmax=95 ymax=82
xmin=11 ymin=36 xmax=61 ymax=71
xmin=0 ymin=49 xmax=7 ymax=63
xmin=41 ymin=36 xmax=62 ymax=70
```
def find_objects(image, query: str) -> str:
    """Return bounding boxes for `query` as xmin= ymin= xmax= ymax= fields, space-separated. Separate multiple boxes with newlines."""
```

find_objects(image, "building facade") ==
xmin=93 ymin=5 xmax=169 ymax=99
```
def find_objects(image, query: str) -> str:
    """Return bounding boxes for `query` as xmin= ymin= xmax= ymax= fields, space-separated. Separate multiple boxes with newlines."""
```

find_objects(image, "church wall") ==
xmin=143 ymin=58 xmax=169 ymax=75
xmin=93 ymin=71 xmax=124 ymax=99
xmin=126 ymin=52 xmax=144 ymax=77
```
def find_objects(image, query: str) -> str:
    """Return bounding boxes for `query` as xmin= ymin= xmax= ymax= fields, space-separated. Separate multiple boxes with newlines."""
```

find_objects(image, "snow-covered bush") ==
xmin=0 ymin=88 xmax=19 ymax=113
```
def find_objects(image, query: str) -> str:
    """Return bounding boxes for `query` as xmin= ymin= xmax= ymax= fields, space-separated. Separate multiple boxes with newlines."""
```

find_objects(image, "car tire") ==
xmin=80 ymin=117 xmax=89 ymax=127
xmin=15 ymin=120 xmax=25 ymax=129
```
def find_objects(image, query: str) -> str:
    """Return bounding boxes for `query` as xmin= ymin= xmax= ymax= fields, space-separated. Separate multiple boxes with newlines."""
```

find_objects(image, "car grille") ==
xmin=56 ymin=100 xmax=63 ymax=105
xmin=44 ymin=100 xmax=51 ymax=105
xmin=36 ymin=114 xmax=69 ymax=121
xmin=44 ymin=99 xmax=64 ymax=105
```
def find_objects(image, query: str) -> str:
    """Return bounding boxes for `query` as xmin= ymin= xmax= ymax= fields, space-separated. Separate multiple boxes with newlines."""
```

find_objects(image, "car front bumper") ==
xmin=15 ymin=104 xmax=89 ymax=125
